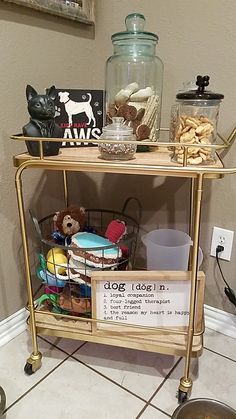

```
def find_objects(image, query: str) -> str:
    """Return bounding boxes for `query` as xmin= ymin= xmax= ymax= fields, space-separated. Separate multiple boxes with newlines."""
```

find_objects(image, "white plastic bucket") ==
xmin=142 ymin=229 xmax=203 ymax=271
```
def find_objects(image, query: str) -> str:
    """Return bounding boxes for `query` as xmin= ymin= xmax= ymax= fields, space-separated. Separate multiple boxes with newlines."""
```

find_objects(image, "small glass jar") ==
xmin=105 ymin=13 xmax=163 ymax=142
xmin=98 ymin=117 xmax=136 ymax=161
xmin=170 ymin=75 xmax=224 ymax=165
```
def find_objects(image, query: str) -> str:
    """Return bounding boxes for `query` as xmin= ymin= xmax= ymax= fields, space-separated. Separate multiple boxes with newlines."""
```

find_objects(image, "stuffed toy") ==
xmin=69 ymin=232 xmax=122 ymax=268
xmin=36 ymin=253 xmax=66 ymax=294
xmin=105 ymin=220 xmax=129 ymax=269
xmin=105 ymin=219 xmax=127 ymax=243
xmin=52 ymin=205 xmax=86 ymax=245
xmin=58 ymin=283 xmax=91 ymax=316
xmin=37 ymin=282 xmax=91 ymax=317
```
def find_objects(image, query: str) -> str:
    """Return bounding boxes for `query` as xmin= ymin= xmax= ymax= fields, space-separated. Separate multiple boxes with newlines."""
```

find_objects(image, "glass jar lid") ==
xmin=102 ymin=117 xmax=133 ymax=139
xmin=176 ymin=75 xmax=224 ymax=100
xmin=111 ymin=13 xmax=158 ymax=44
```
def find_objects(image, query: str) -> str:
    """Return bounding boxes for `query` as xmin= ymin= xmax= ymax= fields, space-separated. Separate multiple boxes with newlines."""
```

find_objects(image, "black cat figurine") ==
xmin=23 ymin=85 xmax=62 ymax=157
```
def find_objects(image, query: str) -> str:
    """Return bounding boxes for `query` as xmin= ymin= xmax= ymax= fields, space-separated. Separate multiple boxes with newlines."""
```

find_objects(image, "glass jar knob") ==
xmin=125 ymin=13 xmax=145 ymax=33
xmin=112 ymin=116 xmax=124 ymax=126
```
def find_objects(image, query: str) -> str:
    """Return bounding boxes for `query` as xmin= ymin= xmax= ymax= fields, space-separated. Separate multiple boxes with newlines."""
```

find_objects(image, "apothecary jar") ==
xmin=170 ymin=75 xmax=224 ymax=165
xmin=105 ymin=13 xmax=163 ymax=142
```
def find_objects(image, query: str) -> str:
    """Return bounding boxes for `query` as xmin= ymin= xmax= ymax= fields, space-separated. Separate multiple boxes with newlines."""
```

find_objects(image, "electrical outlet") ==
xmin=210 ymin=226 xmax=234 ymax=261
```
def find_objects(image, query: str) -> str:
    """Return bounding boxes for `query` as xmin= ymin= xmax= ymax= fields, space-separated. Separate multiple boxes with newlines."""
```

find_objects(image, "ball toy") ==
xmin=47 ymin=250 xmax=67 ymax=276
xmin=47 ymin=247 xmax=65 ymax=258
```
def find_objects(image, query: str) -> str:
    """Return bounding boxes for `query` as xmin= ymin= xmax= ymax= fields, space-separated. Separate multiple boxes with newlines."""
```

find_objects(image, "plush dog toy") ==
xmin=105 ymin=219 xmax=127 ymax=243
xmin=58 ymin=283 xmax=91 ymax=316
xmin=52 ymin=206 xmax=86 ymax=245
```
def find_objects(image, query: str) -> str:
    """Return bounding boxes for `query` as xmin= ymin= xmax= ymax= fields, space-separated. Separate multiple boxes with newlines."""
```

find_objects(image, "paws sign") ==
xmin=54 ymin=89 xmax=104 ymax=147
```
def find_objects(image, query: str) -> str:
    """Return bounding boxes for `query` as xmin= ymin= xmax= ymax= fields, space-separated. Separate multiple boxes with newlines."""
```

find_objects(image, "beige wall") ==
xmin=1 ymin=0 xmax=236 ymax=321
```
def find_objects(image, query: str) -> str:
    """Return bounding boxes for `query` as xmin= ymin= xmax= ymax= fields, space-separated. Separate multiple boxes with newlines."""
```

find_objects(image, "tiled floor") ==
xmin=0 ymin=328 xmax=235 ymax=418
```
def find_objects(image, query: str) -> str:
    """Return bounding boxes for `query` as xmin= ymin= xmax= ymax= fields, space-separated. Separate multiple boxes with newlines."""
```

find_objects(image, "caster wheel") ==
xmin=24 ymin=362 xmax=34 ymax=375
xmin=178 ymin=390 xmax=188 ymax=404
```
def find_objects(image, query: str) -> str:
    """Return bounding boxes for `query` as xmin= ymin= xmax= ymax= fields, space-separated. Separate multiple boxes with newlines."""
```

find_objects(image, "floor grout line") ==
xmin=39 ymin=334 xmax=236 ymax=365
xmin=3 ymin=334 xmax=84 ymax=415
xmin=204 ymin=346 xmax=236 ymax=363
xmin=3 ymin=353 xmax=72 ymax=415
xmin=70 ymin=351 xmax=181 ymax=416
xmin=4 ymin=329 xmax=235 ymax=418
xmin=69 ymin=353 xmax=149 ymax=404
xmin=1 ymin=331 xmax=179 ymax=416
xmin=148 ymin=404 xmax=172 ymax=418
xmin=147 ymin=357 xmax=182 ymax=404
xmin=39 ymin=335 xmax=87 ymax=356
xmin=41 ymin=336 xmax=183 ymax=410
xmin=135 ymin=401 xmax=171 ymax=418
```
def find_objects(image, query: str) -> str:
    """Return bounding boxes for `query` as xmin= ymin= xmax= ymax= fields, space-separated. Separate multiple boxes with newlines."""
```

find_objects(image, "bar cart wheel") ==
xmin=177 ymin=390 xmax=189 ymax=404
xmin=178 ymin=376 xmax=192 ymax=403
xmin=24 ymin=352 xmax=42 ymax=375
xmin=24 ymin=363 xmax=34 ymax=375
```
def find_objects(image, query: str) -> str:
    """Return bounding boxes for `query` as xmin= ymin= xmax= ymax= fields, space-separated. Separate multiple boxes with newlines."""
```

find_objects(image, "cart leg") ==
xmin=189 ymin=178 xmax=196 ymax=240
xmin=178 ymin=174 xmax=204 ymax=403
xmin=62 ymin=170 xmax=69 ymax=207
xmin=15 ymin=171 xmax=42 ymax=375
xmin=188 ymin=178 xmax=196 ymax=271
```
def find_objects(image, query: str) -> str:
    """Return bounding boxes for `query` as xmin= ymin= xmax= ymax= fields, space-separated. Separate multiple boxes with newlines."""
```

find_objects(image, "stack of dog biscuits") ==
xmin=173 ymin=115 xmax=215 ymax=165
xmin=106 ymin=82 xmax=160 ymax=141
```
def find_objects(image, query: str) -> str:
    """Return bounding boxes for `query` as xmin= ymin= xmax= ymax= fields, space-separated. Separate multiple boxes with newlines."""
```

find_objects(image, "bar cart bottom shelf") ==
xmin=30 ymin=311 xmax=203 ymax=358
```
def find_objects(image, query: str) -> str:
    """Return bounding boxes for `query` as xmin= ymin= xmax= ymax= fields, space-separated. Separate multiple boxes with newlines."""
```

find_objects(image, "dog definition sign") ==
xmin=54 ymin=89 xmax=104 ymax=147
xmin=92 ymin=271 xmax=205 ymax=329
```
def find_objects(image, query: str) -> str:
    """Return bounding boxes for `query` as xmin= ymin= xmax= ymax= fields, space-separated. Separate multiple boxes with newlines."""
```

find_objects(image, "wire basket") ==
xmin=31 ymin=198 xmax=141 ymax=318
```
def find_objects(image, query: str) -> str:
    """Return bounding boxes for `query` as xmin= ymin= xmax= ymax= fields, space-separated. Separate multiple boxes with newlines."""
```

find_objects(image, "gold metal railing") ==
xmin=11 ymin=125 xmax=236 ymax=166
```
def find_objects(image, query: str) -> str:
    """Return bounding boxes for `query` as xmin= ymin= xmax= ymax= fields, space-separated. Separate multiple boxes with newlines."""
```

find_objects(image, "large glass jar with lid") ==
xmin=105 ymin=13 xmax=163 ymax=142
xmin=170 ymin=75 xmax=224 ymax=165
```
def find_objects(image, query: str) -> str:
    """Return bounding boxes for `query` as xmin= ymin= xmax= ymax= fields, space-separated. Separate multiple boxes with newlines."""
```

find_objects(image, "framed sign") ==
xmin=2 ymin=0 xmax=95 ymax=24
xmin=91 ymin=271 xmax=205 ymax=332
xmin=54 ymin=88 xmax=104 ymax=147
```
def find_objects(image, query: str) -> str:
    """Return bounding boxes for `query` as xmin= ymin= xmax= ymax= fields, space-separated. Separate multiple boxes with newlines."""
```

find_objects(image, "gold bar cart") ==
xmin=12 ymin=129 xmax=236 ymax=403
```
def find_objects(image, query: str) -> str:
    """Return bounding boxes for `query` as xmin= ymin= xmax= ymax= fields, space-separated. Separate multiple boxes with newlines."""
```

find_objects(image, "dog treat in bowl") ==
xmin=98 ymin=117 xmax=137 ymax=161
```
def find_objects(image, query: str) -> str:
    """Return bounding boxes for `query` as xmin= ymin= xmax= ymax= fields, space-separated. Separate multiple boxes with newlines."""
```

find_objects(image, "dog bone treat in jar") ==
xmin=98 ymin=117 xmax=136 ymax=160
xmin=105 ymin=13 xmax=163 ymax=141
xmin=170 ymin=75 xmax=224 ymax=165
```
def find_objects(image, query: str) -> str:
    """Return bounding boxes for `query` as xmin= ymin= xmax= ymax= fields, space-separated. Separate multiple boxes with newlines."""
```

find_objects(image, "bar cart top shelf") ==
xmin=13 ymin=125 xmax=236 ymax=178
xmin=13 ymin=145 xmax=225 ymax=179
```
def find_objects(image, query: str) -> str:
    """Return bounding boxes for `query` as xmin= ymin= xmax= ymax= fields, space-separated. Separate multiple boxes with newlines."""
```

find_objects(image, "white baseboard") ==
xmin=0 ymin=304 xmax=235 ymax=348
xmin=204 ymin=304 xmax=236 ymax=339
xmin=0 ymin=308 xmax=28 ymax=348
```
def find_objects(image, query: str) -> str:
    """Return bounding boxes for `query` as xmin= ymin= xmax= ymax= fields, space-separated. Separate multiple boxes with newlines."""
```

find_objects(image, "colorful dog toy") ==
xmin=105 ymin=219 xmax=127 ymax=243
